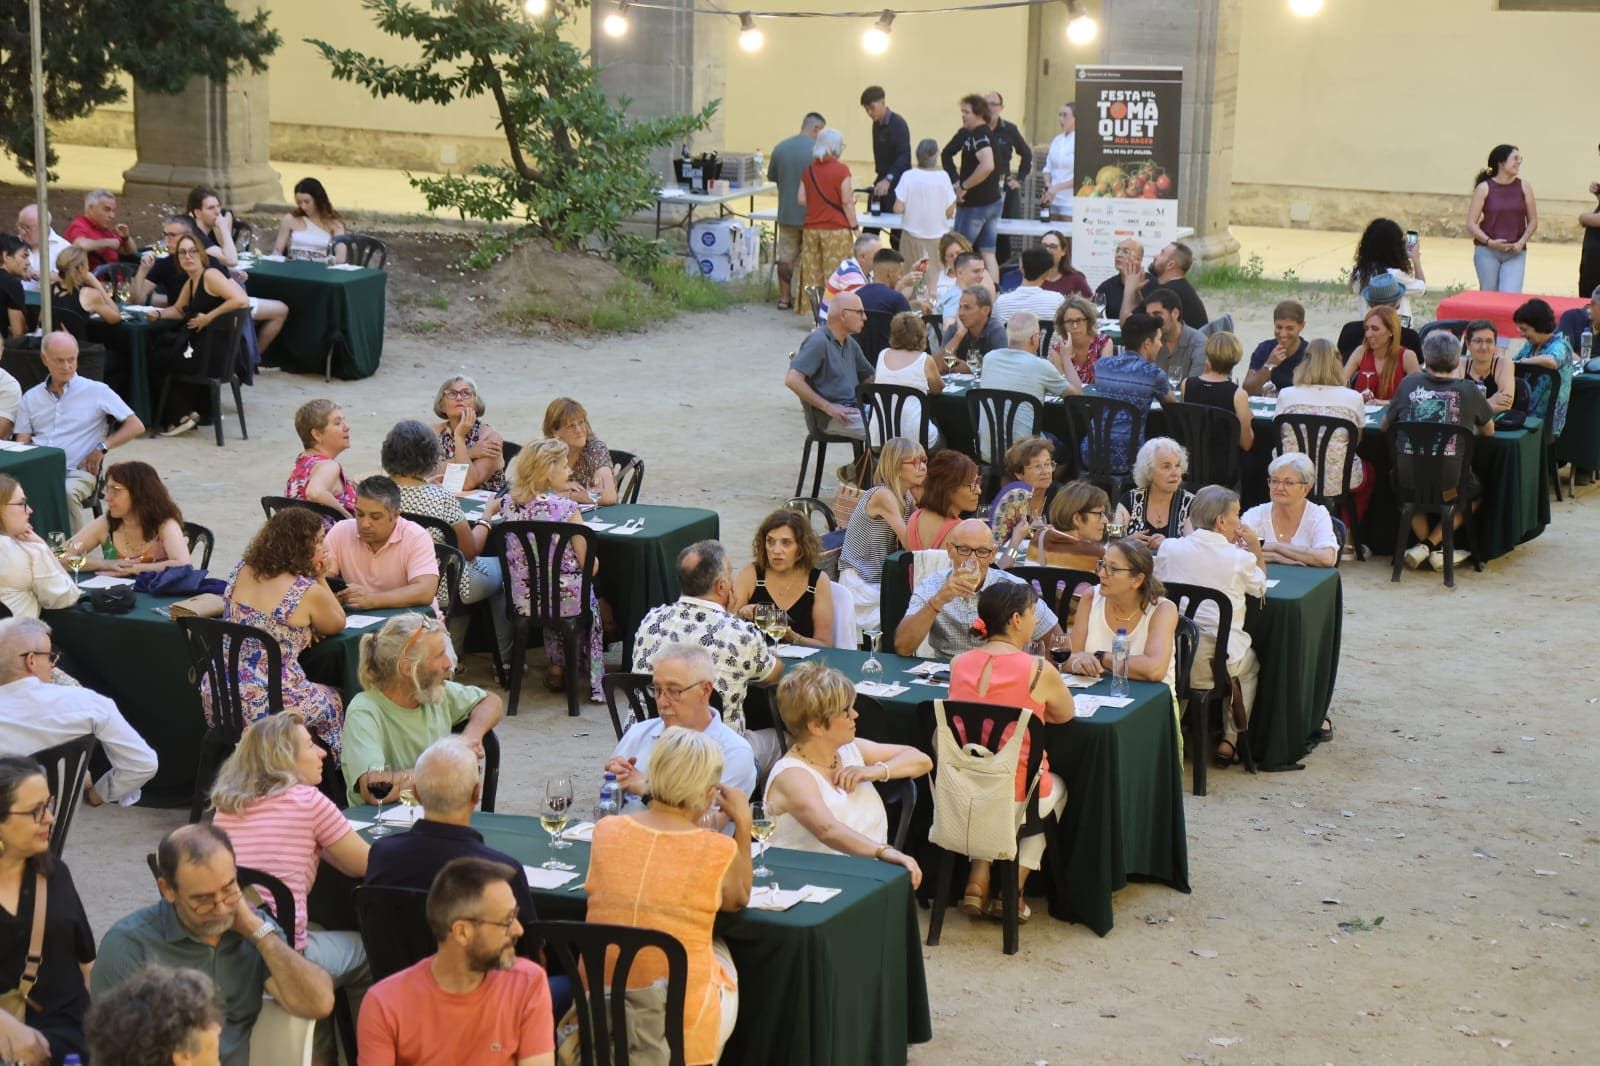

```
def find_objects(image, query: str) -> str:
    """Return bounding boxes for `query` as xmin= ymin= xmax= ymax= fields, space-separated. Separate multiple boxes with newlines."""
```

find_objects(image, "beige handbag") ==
xmin=928 ymin=699 xmax=1041 ymax=862
xmin=169 ymin=592 xmax=226 ymax=619
xmin=0 ymin=873 xmax=46 ymax=1021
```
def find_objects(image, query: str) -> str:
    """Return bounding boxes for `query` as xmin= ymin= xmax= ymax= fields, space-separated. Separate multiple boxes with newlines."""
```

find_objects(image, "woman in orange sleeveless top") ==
xmin=946 ymin=582 xmax=1074 ymax=922
xmin=585 ymin=727 xmax=752 ymax=1065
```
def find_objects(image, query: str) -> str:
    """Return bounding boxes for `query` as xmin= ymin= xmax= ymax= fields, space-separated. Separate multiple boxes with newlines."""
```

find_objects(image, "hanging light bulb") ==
xmin=523 ymin=0 xmax=547 ymax=15
xmin=1065 ymin=0 xmax=1097 ymax=45
xmin=862 ymin=10 xmax=894 ymax=55
xmin=1289 ymin=0 xmax=1324 ymax=14
xmin=602 ymin=0 xmax=630 ymax=37
xmin=738 ymin=12 xmax=764 ymax=53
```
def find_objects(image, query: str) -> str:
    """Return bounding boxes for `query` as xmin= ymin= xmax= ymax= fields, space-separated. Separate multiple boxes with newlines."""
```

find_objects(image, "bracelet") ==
xmin=875 ymin=761 xmax=890 ymax=781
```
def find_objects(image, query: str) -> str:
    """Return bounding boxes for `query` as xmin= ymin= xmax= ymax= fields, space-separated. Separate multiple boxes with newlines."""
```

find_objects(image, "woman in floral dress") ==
xmin=214 ymin=508 xmax=347 ymax=753
xmin=543 ymin=396 xmax=618 ymax=506
xmin=487 ymin=437 xmax=604 ymax=701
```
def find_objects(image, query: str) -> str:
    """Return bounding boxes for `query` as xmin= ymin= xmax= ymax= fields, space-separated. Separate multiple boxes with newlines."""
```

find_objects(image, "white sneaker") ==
xmin=1404 ymin=543 xmax=1430 ymax=569
xmin=1430 ymin=548 xmax=1470 ymax=570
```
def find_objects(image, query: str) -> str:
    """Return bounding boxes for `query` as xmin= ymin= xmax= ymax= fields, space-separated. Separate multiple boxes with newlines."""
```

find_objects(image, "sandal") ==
xmin=776 ymin=299 xmax=794 ymax=310
xmin=1317 ymin=717 xmax=1334 ymax=744
xmin=1213 ymin=739 xmax=1238 ymax=767
xmin=986 ymin=897 xmax=1031 ymax=924
xmin=959 ymin=872 xmax=990 ymax=917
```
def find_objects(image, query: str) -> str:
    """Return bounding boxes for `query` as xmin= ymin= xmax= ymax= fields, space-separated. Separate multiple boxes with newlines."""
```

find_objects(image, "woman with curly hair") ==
xmin=732 ymin=508 xmax=835 ymax=647
xmin=86 ymin=965 xmax=221 ymax=1066
xmin=217 ymin=508 xmax=346 ymax=752
xmin=1349 ymin=217 xmax=1425 ymax=321
xmin=67 ymin=460 xmax=191 ymax=576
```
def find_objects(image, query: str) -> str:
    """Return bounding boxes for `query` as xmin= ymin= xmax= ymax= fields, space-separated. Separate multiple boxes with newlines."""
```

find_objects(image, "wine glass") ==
xmin=397 ymin=784 xmax=419 ymax=827
xmin=61 ymin=544 xmax=86 ymax=584
xmin=943 ymin=352 xmax=958 ymax=374
xmin=587 ymin=482 xmax=602 ymax=508
xmin=542 ymin=776 xmax=574 ymax=865
xmin=366 ymin=764 xmax=394 ymax=837
xmin=861 ymin=626 xmax=883 ymax=676
xmin=749 ymin=603 xmax=773 ymax=640
xmin=750 ymin=801 xmax=775 ymax=879
xmin=763 ymin=608 xmax=792 ymax=645
xmin=47 ymin=532 xmax=66 ymax=558
xmin=1048 ymin=631 xmax=1072 ymax=670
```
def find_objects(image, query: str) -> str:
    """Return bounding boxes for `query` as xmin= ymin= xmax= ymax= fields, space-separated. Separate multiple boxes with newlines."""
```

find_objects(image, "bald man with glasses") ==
xmin=895 ymin=519 xmax=1061 ymax=658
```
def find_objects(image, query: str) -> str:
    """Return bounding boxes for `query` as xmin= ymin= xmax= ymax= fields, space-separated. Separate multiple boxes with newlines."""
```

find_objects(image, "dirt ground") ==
xmin=30 ymin=208 xmax=1597 ymax=1063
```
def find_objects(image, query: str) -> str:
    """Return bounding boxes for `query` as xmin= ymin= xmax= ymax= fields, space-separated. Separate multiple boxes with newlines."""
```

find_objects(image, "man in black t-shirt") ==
xmin=941 ymin=94 xmax=1003 ymax=282
xmin=855 ymin=248 xmax=915 ymax=360
xmin=131 ymin=216 xmax=203 ymax=308
xmin=1094 ymin=238 xmax=1145 ymax=323
xmin=0 ymin=234 xmax=29 ymax=339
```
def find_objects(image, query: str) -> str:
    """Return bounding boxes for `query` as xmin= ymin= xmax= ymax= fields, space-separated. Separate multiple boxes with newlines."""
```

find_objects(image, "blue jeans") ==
xmin=1473 ymin=245 xmax=1526 ymax=293
xmin=954 ymin=199 xmax=1004 ymax=252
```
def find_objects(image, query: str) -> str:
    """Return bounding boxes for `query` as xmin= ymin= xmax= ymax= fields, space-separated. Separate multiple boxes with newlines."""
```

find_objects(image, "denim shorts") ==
xmin=954 ymin=199 xmax=1004 ymax=252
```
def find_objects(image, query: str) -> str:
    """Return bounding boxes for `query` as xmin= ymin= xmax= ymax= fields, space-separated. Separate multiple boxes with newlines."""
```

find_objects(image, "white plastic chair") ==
xmin=249 ymin=997 xmax=314 ymax=1066
xmin=830 ymin=580 xmax=859 ymax=649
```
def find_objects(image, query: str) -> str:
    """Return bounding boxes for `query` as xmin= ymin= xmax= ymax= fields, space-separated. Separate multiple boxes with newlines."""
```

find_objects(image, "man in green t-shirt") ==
xmin=344 ymin=614 xmax=504 ymax=805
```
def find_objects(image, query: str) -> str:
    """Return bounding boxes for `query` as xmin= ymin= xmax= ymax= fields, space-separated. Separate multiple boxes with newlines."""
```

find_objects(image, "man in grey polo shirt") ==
xmin=895 ymin=520 xmax=1060 ymax=659
xmin=973 ymin=311 xmax=1073 ymax=454
xmin=786 ymin=290 xmax=873 ymax=440
xmin=92 ymin=824 xmax=334 ymax=1066
xmin=1145 ymin=287 xmax=1207 ymax=383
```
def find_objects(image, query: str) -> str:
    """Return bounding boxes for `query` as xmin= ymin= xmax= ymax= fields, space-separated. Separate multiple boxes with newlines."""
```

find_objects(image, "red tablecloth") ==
xmin=1435 ymin=291 xmax=1587 ymax=336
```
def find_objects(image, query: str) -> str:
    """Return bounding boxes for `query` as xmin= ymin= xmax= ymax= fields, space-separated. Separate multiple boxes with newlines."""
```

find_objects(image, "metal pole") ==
xmin=28 ymin=0 xmax=51 ymax=333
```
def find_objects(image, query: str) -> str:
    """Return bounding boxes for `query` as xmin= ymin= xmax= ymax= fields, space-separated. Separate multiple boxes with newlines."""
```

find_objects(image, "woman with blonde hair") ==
xmin=51 ymin=246 xmax=121 ymax=323
xmin=430 ymin=375 xmax=505 ymax=494
xmin=1278 ymin=337 xmax=1371 ymax=521
xmin=1180 ymin=331 xmax=1254 ymax=451
xmin=837 ymin=436 xmax=927 ymax=630
xmin=1343 ymin=304 xmax=1418 ymax=403
xmin=794 ymin=128 xmax=857 ymax=319
xmin=210 ymin=713 xmax=370 ymax=999
xmin=486 ymin=437 xmax=603 ymax=700
xmin=543 ymin=396 xmax=617 ymax=506
xmin=586 ymin=726 xmax=751 ymax=1065
xmin=764 ymin=662 xmax=928 ymax=880
xmin=733 ymin=508 xmax=834 ymax=646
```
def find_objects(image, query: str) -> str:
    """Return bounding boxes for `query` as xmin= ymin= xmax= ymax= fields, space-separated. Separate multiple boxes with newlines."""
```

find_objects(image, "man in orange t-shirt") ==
xmin=358 ymin=857 xmax=554 ymax=1065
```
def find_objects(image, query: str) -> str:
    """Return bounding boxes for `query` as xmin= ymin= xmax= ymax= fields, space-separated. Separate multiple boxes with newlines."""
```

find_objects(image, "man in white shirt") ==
xmin=16 ymin=204 xmax=70 ymax=283
xmin=1040 ymin=102 xmax=1076 ymax=222
xmin=13 ymin=332 xmax=145 ymax=533
xmin=992 ymin=249 xmax=1065 ymax=328
xmin=0 ymin=617 xmax=158 ymax=806
xmin=974 ymin=312 xmax=1073 ymax=448
xmin=605 ymin=645 xmax=757 ymax=800
xmin=1153 ymin=485 xmax=1266 ymax=767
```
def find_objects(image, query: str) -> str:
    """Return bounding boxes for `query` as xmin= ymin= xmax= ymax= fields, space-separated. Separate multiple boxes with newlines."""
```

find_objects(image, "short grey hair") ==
xmin=355 ymin=475 xmax=402 ymax=513
xmin=852 ymin=233 xmax=879 ymax=259
xmin=1188 ymin=485 xmax=1240 ymax=532
xmin=432 ymin=374 xmax=485 ymax=419
xmin=1005 ymin=311 xmax=1039 ymax=348
xmin=915 ymin=138 xmax=939 ymax=167
xmin=813 ymin=128 xmax=844 ymax=161
xmin=0 ymin=618 xmax=50 ymax=683
xmin=962 ymin=285 xmax=993 ymax=311
xmin=651 ymin=643 xmax=714 ymax=682
xmin=381 ymin=419 xmax=442 ymax=480
xmin=1267 ymin=452 xmax=1316 ymax=485
xmin=1421 ymin=330 xmax=1462 ymax=372
xmin=84 ymin=188 xmax=115 ymax=209
xmin=677 ymin=539 xmax=729 ymax=598
xmin=413 ymin=737 xmax=479 ymax=814
xmin=1132 ymin=436 xmax=1189 ymax=492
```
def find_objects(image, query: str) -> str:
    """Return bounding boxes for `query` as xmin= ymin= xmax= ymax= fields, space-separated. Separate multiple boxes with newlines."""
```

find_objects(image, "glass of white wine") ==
xmin=542 ymin=776 xmax=574 ymax=866
xmin=763 ymin=608 xmax=791 ymax=645
xmin=750 ymin=801 xmax=775 ymax=879
xmin=397 ymin=785 xmax=419 ymax=827
xmin=861 ymin=626 xmax=883 ymax=676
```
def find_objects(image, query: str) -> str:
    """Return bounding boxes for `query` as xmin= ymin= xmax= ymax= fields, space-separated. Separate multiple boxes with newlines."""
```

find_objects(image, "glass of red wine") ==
xmin=1048 ymin=632 xmax=1072 ymax=669
xmin=367 ymin=763 xmax=394 ymax=837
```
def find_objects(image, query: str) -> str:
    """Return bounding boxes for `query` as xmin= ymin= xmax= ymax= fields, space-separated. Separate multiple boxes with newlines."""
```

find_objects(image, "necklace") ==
xmin=793 ymin=745 xmax=840 ymax=773
xmin=1106 ymin=597 xmax=1142 ymax=627
xmin=1271 ymin=505 xmax=1301 ymax=542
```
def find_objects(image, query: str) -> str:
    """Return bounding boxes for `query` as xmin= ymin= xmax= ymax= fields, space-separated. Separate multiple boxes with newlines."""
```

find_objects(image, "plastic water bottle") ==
xmin=64 ymin=1057 xmax=82 ymax=1066
xmin=1581 ymin=328 xmax=1593 ymax=364
xmin=752 ymin=149 xmax=764 ymax=177
xmin=1109 ymin=628 xmax=1130 ymax=697
xmin=594 ymin=773 xmax=621 ymax=822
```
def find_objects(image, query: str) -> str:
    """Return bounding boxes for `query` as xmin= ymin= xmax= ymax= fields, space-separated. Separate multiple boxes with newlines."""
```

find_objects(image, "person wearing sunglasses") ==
xmin=604 ymin=644 xmax=757 ymax=804
xmin=896 ymin=519 xmax=1061 ymax=659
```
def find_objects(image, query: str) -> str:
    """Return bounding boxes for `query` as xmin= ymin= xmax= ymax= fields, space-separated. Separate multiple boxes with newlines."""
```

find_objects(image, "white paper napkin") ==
xmin=343 ymin=615 xmax=386 ymax=630
xmin=561 ymin=821 xmax=597 ymax=843
xmin=774 ymin=645 xmax=820 ymax=659
xmin=609 ymin=525 xmax=642 ymax=536
xmin=523 ymin=865 xmax=581 ymax=890
xmin=79 ymin=575 xmax=135 ymax=589
xmin=375 ymin=804 xmax=424 ymax=825
xmin=904 ymin=661 xmax=950 ymax=677
xmin=0 ymin=440 xmax=36 ymax=452
xmin=584 ymin=521 xmax=616 ymax=532
xmin=748 ymin=884 xmax=842 ymax=910
xmin=326 ymin=262 xmax=365 ymax=271
xmin=1062 ymin=674 xmax=1097 ymax=688
xmin=1265 ymin=579 xmax=1280 ymax=588
xmin=1072 ymin=693 xmax=1134 ymax=717
xmin=855 ymin=681 xmax=908 ymax=698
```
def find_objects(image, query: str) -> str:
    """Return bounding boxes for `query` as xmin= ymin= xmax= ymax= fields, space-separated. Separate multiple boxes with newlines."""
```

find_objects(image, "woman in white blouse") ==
xmin=763 ymin=662 xmax=930 ymax=886
xmin=1241 ymin=454 xmax=1339 ymax=568
xmin=0 ymin=475 xmax=80 ymax=619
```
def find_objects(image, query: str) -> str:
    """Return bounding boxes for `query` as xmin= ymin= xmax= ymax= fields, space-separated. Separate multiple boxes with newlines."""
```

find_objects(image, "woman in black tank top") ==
xmin=1179 ymin=331 xmax=1257 ymax=452
xmin=150 ymin=232 xmax=250 ymax=433
xmin=733 ymin=508 xmax=838 ymax=647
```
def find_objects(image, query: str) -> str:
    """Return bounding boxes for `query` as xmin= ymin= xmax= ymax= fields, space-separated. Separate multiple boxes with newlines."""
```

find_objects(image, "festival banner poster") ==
xmin=1073 ymin=66 xmax=1183 ymax=291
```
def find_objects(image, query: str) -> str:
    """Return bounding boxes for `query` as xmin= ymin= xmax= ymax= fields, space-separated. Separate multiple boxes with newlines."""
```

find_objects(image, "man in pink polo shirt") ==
xmin=324 ymin=475 xmax=440 ymax=611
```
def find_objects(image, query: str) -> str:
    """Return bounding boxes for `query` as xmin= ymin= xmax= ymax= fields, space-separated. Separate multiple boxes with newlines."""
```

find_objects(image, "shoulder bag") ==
xmin=928 ymin=698 xmax=1041 ymax=862
xmin=828 ymin=447 xmax=876 ymax=530
xmin=0 ymin=872 xmax=47 ymax=1021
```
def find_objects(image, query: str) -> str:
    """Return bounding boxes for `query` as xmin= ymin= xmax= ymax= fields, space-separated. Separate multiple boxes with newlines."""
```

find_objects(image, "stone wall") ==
xmin=1230 ymin=184 xmax=1591 ymax=243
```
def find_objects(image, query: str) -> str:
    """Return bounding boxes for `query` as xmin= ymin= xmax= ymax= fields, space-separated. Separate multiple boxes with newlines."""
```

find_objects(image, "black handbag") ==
xmin=88 ymin=585 xmax=136 ymax=614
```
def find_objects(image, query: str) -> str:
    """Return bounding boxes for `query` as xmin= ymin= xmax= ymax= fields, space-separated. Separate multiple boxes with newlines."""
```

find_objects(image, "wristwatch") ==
xmin=249 ymin=915 xmax=279 ymax=946
xmin=94 ymin=442 xmax=108 ymax=454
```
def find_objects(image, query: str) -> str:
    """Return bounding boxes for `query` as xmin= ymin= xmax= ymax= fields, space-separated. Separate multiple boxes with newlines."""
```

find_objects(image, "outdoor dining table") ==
xmin=243 ymin=258 xmax=387 ymax=379
xmin=42 ymin=591 xmax=425 ymax=807
xmin=1247 ymin=564 xmax=1341 ymax=769
xmin=338 ymin=807 xmax=932 ymax=1066
xmin=1556 ymin=372 xmax=1600 ymax=472
xmin=758 ymin=646 xmax=1188 ymax=936
xmin=0 ymin=442 xmax=71 ymax=539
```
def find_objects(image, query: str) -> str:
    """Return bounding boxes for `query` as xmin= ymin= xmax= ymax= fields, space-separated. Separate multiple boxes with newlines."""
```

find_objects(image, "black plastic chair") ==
xmin=330 ymin=234 xmax=389 ymax=270
xmin=610 ymin=449 xmax=645 ymax=505
xmin=804 ymin=284 xmax=824 ymax=328
xmin=404 ymin=510 xmax=505 ymax=682
xmin=1161 ymin=400 xmax=1241 ymax=490
xmin=353 ymin=885 xmax=435 ymax=982
xmin=489 ymin=521 xmax=599 ymax=717
xmin=1005 ymin=564 xmax=1096 ymax=626
xmin=601 ymin=672 xmax=658 ymax=741
xmin=49 ymin=305 xmax=92 ymax=342
xmin=182 ymin=521 xmax=215 ymax=570
xmin=176 ymin=617 xmax=282 ymax=822
xmin=526 ymin=920 xmax=688 ymax=1066
xmin=1062 ymin=394 xmax=1144 ymax=503
xmin=1330 ymin=515 xmax=1349 ymax=567
xmin=1417 ymin=319 xmax=1469 ymax=345
xmin=154 ymin=307 xmax=249 ymax=446
xmin=784 ymin=495 xmax=844 ymax=574
xmin=1272 ymin=412 xmax=1361 ymax=552
xmin=967 ymin=388 xmax=1043 ymax=499
xmin=259 ymin=495 xmax=348 ymax=525
xmin=1513 ymin=362 xmax=1564 ymax=501
xmin=1386 ymin=421 xmax=1483 ymax=588
xmin=793 ymin=400 xmax=866 ymax=499
xmin=445 ymin=723 xmax=502 ymax=813
xmin=874 ymin=775 xmax=917 ymax=854
xmin=862 ymin=383 xmax=935 ymax=452
xmin=924 ymin=701 xmax=1057 ymax=956
xmin=1162 ymin=580 xmax=1254 ymax=794
xmin=30 ymin=736 xmax=97 ymax=859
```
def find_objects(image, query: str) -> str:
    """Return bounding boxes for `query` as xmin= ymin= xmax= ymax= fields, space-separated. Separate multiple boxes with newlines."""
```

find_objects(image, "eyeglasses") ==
xmin=2 ymin=500 xmax=30 ymax=510
xmin=950 ymin=545 xmax=996 ymax=559
xmin=965 ymin=478 xmax=982 ymax=491
xmin=1083 ymin=509 xmax=1107 ymax=519
xmin=1095 ymin=559 xmax=1135 ymax=575
xmin=647 ymin=680 xmax=711 ymax=701
xmin=1025 ymin=460 xmax=1056 ymax=473
xmin=443 ymin=388 xmax=476 ymax=400
xmin=839 ymin=308 xmax=867 ymax=317
xmin=21 ymin=648 xmax=60 ymax=666
xmin=401 ymin=619 xmax=445 ymax=662
xmin=1063 ymin=316 xmax=1089 ymax=327
xmin=3 ymin=795 xmax=56 ymax=824
xmin=184 ymin=879 xmax=241 ymax=914
xmin=465 ymin=909 xmax=520 ymax=935
xmin=1266 ymin=478 xmax=1308 ymax=489
xmin=176 ymin=249 xmax=200 ymax=259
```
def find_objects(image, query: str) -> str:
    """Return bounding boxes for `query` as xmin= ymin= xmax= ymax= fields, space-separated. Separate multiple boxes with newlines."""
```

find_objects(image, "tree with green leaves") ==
xmin=309 ymin=0 xmax=714 ymax=263
xmin=0 ymin=0 xmax=279 ymax=178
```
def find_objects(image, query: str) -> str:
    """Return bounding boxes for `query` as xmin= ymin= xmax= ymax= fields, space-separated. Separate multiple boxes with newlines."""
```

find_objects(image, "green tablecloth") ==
xmin=1555 ymin=373 xmax=1600 ymax=469
xmin=798 ymin=646 xmax=1189 ymax=936
xmin=244 ymin=259 xmax=387 ymax=379
xmin=0 ymin=444 xmax=70 ymax=540
xmin=43 ymin=594 xmax=420 ymax=807
xmin=343 ymin=808 xmax=932 ymax=1066
xmin=300 ymin=605 xmax=434 ymax=697
xmin=1246 ymin=564 xmax=1341 ymax=770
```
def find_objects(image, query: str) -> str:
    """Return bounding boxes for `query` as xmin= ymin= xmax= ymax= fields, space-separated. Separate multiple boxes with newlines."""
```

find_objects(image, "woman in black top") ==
xmin=1461 ymin=319 xmax=1518 ymax=414
xmin=151 ymin=232 xmax=249 ymax=435
xmin=49 ymin=247 xmax=121 ymax=326
xmin=1181 ymin=331 xmax=1256 ymax=452
xmin=733 ymin=508 xmax=836 ymax=648
xmin=0 ymin=755 xmax=95 ymax=1066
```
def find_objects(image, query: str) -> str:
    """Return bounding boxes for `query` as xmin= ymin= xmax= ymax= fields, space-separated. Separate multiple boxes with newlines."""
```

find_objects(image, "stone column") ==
xmin=121 ymin=72 xmax=280 ymax=209
xmin=590 ymin=0 xmax=725 ymax=175
xmin=1094 ymin=0 xmax=1241 ymax=266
